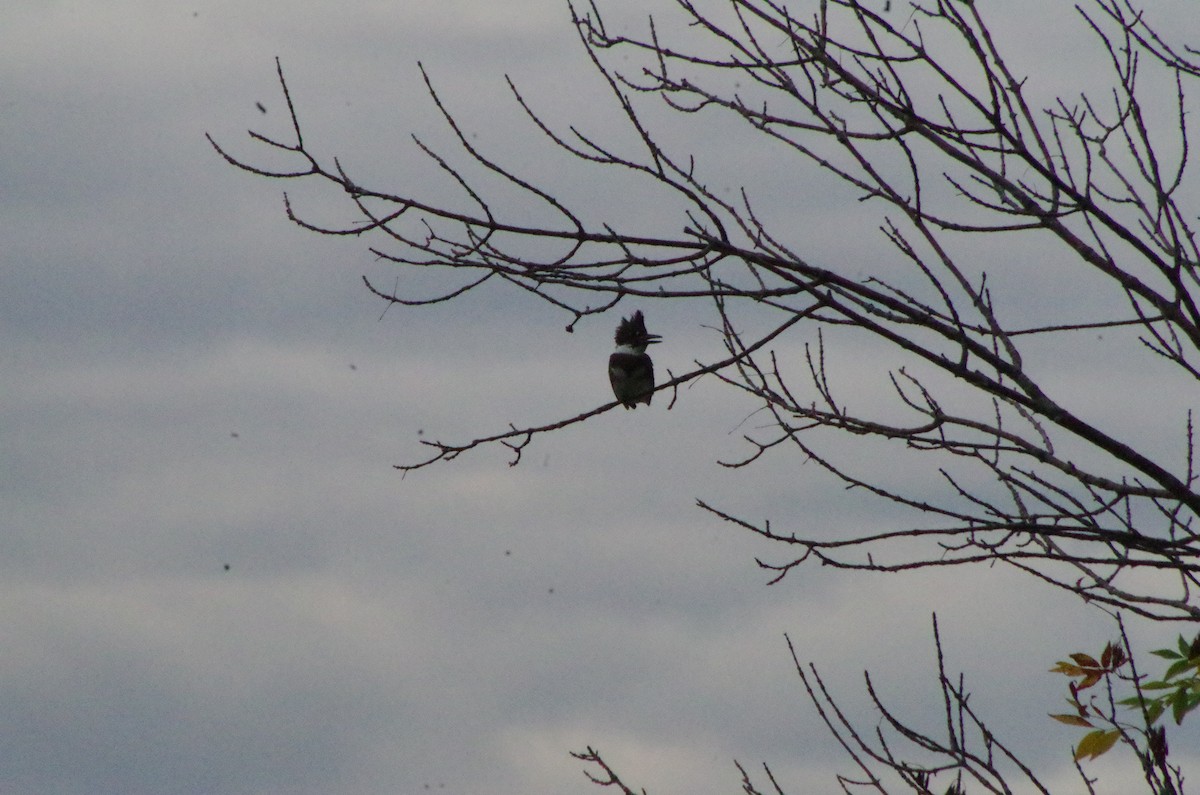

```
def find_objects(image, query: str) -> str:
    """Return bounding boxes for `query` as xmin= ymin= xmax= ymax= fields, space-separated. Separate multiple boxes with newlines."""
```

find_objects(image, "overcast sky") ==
xmin=3 ymin=2 xmax=1199 ymax=794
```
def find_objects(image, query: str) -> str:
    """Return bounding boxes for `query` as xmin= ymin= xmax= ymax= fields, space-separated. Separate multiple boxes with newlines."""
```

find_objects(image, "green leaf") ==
xmin=1151 ymin=648 xmax=1181 ymax=661
xmin=1170 ymin=689 xmax=1200 ymax=725
xmin=1172 ymin=691 xmax=1188 ymax=725
xmin=1164 ymin=659 xmax=1194 ymax=680
xmin=1142 ymin=679 xmax=1176 ymax=691
xmin=1075 ymin=729 xmax=1120 ymax=761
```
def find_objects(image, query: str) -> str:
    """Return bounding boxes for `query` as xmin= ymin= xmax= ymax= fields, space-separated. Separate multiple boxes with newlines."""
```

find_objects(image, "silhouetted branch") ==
xmin=214 ymin=0 xmax=1200 ymax=791
xmin=211 ymin=0 xmax=1200 ymax=639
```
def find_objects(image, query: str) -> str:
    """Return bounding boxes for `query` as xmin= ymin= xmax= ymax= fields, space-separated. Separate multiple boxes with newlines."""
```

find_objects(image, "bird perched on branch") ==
xmin=608 ymin=311 xmax=662 ymax=409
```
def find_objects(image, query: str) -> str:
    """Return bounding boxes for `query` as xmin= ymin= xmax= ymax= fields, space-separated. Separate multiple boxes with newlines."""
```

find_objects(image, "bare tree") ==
xmin=210 ymin=0 xmax=1199 ymax=791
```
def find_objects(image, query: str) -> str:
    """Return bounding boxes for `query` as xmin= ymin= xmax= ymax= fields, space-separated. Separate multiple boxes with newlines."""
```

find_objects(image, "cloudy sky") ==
xmin=4 ymin=1 xmax=1199 ymax=794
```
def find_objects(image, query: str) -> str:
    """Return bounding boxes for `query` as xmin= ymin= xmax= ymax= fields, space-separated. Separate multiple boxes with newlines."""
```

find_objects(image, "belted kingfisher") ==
xmin=608 ymin=310 xmax=662 ymax=409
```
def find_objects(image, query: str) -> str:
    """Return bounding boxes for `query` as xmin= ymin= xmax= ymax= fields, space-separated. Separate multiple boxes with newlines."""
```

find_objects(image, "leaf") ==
xmin=1075 ymin=729 xmax=1120 ymax=761
xmin=1098 ymin=641 xmax=1126 ymax=669
xmin=1181 ymin=691 xmax=1200 ymax=721
xmin=1168 ymin=688 xmax=1200 ymax=725
xmin=1148 ymin=725 xmax=1169 ymax=760
xmin=1071 ymin=653 xmax=1101 ymax=669
xmin=1172 ymin=691 xmax=1188 ymax=725
xmin=1051 ymin=662 xmax=1086 ymax=676
xmin=1116 ymin=695 xmax=1165 ymax=723
xmin=1050 ymin=713 xmax=1095 ymax=727
xmin=1061 ymin=695 xmax=1089 ymax=715
xmin=1164 ymin=659 xmax=1193 ymax=680
xmin=1150 ymin=648 xmax=1181 ymax=661
xmin=1142 ymin=679 xmax=1176 ymax=691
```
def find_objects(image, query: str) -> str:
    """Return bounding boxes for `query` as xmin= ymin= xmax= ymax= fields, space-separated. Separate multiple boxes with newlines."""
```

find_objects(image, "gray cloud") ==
xmin=3 ymin=1 xmax=1199 ymax=794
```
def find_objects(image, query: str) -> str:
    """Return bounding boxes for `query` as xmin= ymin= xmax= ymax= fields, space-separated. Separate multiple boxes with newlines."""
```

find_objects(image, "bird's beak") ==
xmin=646 ymin=334 xmax=663 ymax=345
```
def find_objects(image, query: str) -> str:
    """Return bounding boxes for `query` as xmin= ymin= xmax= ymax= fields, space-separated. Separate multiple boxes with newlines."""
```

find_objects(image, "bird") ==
xmin=608 ymin=310 xmax=662 ymax=409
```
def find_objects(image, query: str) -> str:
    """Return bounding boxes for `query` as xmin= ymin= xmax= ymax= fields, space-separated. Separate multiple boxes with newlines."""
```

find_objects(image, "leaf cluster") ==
xmin=1050 ymin=633 xmax=1200 ymax=765
xmin=1124 ymin=634 xmax=1200 ymax=727
xmin=1049 ymin=641 xmax=1129 ymax=760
